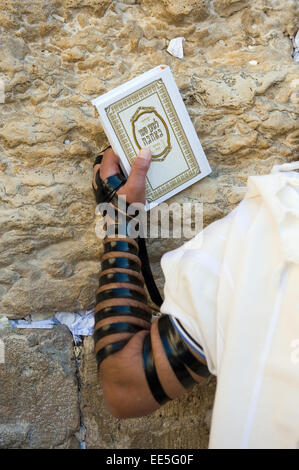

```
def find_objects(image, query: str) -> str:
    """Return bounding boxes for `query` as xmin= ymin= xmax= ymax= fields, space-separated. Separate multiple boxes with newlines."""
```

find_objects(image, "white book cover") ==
xmin=91 ymin=64 xmax=211 ymax=210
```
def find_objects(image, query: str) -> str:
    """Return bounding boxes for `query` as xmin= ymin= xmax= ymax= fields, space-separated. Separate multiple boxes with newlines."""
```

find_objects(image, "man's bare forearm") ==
xmin=94 ymin=218 xmax=210 ymax=418
xmin=92 ymin=147 xmax=209 ymax=418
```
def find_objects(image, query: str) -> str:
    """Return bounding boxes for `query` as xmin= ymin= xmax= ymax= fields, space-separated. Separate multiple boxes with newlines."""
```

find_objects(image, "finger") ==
xmin=117 ymin=149 xmax=152 ymax=204
xmin=92 ymin=164 xmax=101 ymax=190
xmin=93 ymin=148 xmax=120 ymax=189
xmin=100 ymin=147 xmax=120 ymax=179
xmin=127 ymin=148 xmax=152 ymax=185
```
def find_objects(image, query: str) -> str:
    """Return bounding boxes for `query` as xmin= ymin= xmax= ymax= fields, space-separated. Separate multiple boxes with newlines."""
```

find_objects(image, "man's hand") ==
xmin=93 ymin=147 xmax=152 ymax=204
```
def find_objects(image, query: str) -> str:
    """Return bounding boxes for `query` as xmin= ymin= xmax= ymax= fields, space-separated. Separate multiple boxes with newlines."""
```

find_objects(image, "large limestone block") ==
xmin=0 ymin=0 xmax=298 ymax=321
xmin=140 ymin=0 xmax=210 ymax=21
xmin=61 ymin=0 xmax=110 ymax=13
xmin=0 ymin=326 xmax=80 ymax=448
xmin=213 ymin=0 xmax=249 ymax=17
xmin=0 ymin=0 xmax=297 ymax=451
xmin=79 ymin=337 xmax=216 ymax=448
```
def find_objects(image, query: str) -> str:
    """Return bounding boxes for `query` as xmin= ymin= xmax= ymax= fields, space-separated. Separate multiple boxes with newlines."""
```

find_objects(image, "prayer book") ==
xmin=91 ymin=64 xmax=211 ymax=210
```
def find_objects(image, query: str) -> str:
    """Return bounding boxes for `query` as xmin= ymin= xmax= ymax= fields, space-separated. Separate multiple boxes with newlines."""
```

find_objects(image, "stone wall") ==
xmin=0 ymin=0 xmax=298 ymax=448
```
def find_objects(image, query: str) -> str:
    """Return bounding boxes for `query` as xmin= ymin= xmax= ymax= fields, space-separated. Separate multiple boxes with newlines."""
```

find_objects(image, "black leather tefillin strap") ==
xmin=99 ymin=271 xmax=143 ymax=288
xmin=95 ymin=322 xmax=143 ymax=365
xmin=94 ymin=322 xmax=144 ymax=344
xmin=141 ymin=315 xmax=210 ymax=405
xmin=95 ymin=305 xmax=151 ymax=325
xmin=104 ymin=240 xmax=139 ymax=256
xmin=94 ymin=238 xmax=152 ymax=366
xmin=142 ymin=332 xmax=171 ymax=405
xmin=101 ymin=256 xmax=141 ymax=272
xmin=93 ymin=155 xmax=153 ymax=367
xmin=93 ymin=145 xmax=169 ymax=373
xmin=95 ymin=340 xmax=130 ymax=367
xmin=138 ymin=236 xmax=163 ymax=308
xmin=93 ymin=146 xmax=209 ymax=398
xmin=157 ymin=315 xmax=210 ymax=380
xmin=93 ymin=145 xmax=163 ymax=309
xmin=96 ymin=287 xmax=147 ymax=303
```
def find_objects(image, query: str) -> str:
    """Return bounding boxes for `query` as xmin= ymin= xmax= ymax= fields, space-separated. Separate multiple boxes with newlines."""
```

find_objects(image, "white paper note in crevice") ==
xmin=8 ymin=309 xmax=95 ymax=343
xmin=167 ymin=37 xmax=185 ymax=59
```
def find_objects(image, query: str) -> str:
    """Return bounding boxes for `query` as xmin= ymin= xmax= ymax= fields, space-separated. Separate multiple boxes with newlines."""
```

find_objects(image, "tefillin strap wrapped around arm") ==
xmin=94 ymin=231 xmax=153 ymax=368
xmin=93 ymin=149 xmax=209 ymax=402
xmin=141 ymin=315 xmax=210 ymax=405
xmin=157 ymin=315 xmax=210 ymax=379
xmin=94 ymin=206 xmax=209 ymax=398
xmin=93 ymin=148 xmax=162 ymax=369
xmin=93 ymin=148 xmax=163 ymax=307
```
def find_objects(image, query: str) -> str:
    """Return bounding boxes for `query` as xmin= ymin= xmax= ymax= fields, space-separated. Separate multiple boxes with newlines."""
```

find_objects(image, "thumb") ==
xmin=127 ymin=148 xmax=152 ymax=184
xmin=117 ymin=148 xmax=152 ymax=204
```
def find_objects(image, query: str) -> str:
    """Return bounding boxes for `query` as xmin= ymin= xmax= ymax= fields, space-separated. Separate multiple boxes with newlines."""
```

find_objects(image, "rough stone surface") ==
xmin=0 ymin=0 xmax=298 ymax=319
xmin=79 ymin=337 xmax=216 ymax=448
xmin=0 ymin=0 xmax=298 ymax=449
xmin=0 ymin=326 xmax=80 ymax=448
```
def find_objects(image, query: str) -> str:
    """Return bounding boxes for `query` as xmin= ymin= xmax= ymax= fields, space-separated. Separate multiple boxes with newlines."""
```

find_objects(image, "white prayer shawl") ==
xmin=160 ymin=162 xmax=299 ymax=449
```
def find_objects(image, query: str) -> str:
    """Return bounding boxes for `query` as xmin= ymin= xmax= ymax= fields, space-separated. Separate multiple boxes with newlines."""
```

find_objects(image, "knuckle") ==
xmin=133 ymin=160 xmax=147 ymax=172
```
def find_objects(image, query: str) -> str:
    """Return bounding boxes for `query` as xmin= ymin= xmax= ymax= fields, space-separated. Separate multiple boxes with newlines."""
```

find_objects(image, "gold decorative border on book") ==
xmin=131 ymin=106 xmax=171 ymax=161
xmin=105 ymin=79 xmax=200 ymax=203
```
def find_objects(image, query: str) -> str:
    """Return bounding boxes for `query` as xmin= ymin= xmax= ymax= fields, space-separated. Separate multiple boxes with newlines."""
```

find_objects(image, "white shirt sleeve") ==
xmin=160 ymin=163 xmax=299 ymax=448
